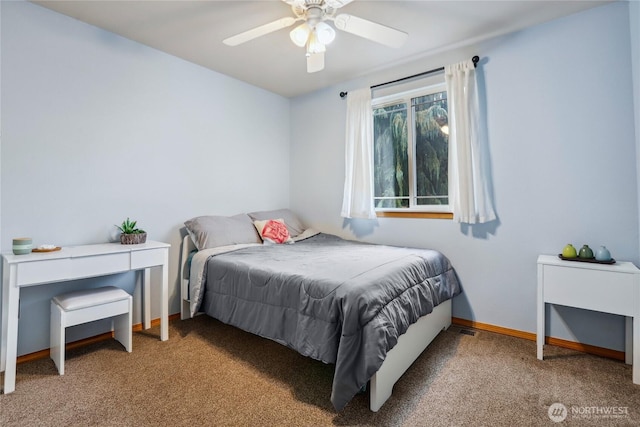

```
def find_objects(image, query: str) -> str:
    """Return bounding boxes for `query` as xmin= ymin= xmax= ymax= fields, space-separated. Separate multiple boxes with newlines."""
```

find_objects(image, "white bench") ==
xmin=50 ymin=286 xmax=132 ymax=375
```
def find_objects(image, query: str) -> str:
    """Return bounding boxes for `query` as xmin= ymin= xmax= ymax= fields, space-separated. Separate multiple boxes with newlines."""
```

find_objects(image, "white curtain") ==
xmin=340 ymin=87 xmax=376 ymax=219
xmin=446 ymin=60 xmax=496 ymax=224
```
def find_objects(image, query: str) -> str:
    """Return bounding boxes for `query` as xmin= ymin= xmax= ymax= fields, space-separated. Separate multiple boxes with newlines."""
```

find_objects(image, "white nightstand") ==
xmin=537 ymin=254 xmax=640 ymax=384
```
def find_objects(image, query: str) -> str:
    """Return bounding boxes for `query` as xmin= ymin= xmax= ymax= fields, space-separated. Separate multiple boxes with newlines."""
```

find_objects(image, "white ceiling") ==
xmin=32 ymin=0 xmax=613 ymax=98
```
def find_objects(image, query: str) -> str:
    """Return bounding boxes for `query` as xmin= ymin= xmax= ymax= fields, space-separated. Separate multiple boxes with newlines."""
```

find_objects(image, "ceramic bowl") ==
xmin=12 ymin=237 xmax=32 ymax=255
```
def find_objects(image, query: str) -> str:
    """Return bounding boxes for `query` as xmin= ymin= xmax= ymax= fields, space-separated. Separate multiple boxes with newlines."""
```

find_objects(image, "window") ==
xmin=372 ymin=83 xmax=451 ymax=215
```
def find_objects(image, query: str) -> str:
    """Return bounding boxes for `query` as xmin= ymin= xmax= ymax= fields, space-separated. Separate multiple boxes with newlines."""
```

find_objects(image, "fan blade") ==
xmin=333 ymin=14 xmax=408 ymax=48
xmin=307 ymin=52 xmax=325 ymax=73
xmin=326 ymin=0 xmax=354 ymax=8
xmin=284 ymin=0 xmax=353 ymax=8
xmin=282 ymin=0 xmax=303 ymax=6
xmin=223 ymin=17 xmax=297 ymax=46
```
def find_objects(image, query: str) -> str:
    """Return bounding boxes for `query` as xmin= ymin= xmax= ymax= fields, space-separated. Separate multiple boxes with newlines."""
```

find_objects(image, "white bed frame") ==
xmin=179 ymin=235 xmax=451 ymax=412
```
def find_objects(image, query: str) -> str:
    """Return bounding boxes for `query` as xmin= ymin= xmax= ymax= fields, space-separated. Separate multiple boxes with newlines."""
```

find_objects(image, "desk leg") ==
xmin=1 ymin=262 xmax=9 ymax=372
xmin=160 ymin=249 xmax=169 ymax=341
xmin=2 ymin=265 xmax=20 ymax=394
xmin=142 ymin=268 xmax=151 ymax=330
xmin=633 ymin=315 xmax=639 ymax=385
xmin=536 ymin=264 xmax=544 ymax=360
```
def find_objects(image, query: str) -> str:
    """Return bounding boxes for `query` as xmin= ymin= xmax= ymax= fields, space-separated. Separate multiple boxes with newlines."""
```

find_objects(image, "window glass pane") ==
xmin=373 ymin=103 xmax=409 ymax=208
xmin=413 ymin=91 xmax=448 ymax=205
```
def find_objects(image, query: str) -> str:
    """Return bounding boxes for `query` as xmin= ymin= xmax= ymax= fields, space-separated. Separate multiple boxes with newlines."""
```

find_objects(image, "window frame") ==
xmin=372 ymin=82 xmax=452 ymax=217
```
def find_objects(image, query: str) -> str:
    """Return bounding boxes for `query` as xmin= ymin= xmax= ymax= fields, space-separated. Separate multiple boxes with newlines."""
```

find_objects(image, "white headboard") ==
xmin=180 ymin=234 xmax=196 ymax=320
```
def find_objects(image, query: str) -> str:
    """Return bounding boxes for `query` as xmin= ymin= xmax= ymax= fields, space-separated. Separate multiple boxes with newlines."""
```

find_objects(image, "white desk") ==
xmin=1 ymin=240 xmax=170 ymax=394
xmin=537 ymin=254 xmax=640 ymax=384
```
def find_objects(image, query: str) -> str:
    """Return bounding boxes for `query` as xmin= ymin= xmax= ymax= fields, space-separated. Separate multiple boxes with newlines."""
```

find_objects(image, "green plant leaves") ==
xmin=116 ymin=217 xmax=144 ymax=234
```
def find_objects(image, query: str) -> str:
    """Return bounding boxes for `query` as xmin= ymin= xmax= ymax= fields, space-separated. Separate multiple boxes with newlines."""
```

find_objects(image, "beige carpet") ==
xmin=1 ymin=316 xmax=639 ymax=426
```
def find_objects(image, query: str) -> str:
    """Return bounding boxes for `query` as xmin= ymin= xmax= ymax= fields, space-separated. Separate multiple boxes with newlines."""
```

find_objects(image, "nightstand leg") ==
xmin=537 ymin=264 xmax=544 ymax=360
xmin=537 ymin=303 xmax=544 ymax=360
xmin=633 ymin=315 xmax=639 ymax=385
xmin=625 ymin=316 xmax=632 ymax=365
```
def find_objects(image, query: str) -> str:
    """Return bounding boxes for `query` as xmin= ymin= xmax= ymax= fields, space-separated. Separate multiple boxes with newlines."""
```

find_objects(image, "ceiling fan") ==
xmin=223 ymin=0 xmax=408 ymax=73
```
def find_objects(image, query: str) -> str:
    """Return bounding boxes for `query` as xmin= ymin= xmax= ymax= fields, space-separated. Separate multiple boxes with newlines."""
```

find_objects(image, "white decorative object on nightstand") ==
xmin=537 ymin=254 xmax=640 ymax=385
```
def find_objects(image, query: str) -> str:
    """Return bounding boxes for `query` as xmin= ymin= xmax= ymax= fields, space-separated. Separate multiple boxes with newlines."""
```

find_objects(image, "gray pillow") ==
xmin=247 ymin=208 xmax=305 ymax=237
xmin=184 ymin=214 xmax=261 ymax=250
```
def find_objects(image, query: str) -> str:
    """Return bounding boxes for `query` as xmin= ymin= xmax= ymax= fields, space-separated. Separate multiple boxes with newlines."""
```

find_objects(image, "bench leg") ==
xmin=113 ymin=297 xmax=132 ymax=352
xmin=50 ymin=302 xmax=65 ymax=375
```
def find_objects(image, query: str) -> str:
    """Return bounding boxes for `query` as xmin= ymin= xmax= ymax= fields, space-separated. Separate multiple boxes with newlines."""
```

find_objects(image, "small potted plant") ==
xmin=116 ymin=217 xmax=147 ymax=244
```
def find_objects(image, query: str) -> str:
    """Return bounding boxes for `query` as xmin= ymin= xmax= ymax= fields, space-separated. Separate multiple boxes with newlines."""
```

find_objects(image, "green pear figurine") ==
xmin=578 ymin=244 xmax=594 ymax=259
xmin=562 ymin=244 xmax=577 ymax=258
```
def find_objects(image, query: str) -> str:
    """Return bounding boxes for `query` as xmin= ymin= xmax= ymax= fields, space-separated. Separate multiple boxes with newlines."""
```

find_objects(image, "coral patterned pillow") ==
xmin=253 ymin=219 xmax=294 ymax=244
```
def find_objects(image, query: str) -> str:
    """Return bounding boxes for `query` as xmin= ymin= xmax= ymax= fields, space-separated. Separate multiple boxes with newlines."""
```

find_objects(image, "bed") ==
xmin=179 ymin=209 xmax=461 ymax=412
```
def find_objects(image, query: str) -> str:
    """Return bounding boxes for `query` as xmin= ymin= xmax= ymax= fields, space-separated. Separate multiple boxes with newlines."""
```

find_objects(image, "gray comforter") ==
xmin=191 ymin=232 xmax=461 ymax=411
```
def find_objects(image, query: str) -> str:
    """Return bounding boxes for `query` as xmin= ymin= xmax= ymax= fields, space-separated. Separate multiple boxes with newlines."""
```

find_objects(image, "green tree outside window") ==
xmin=373 ymin=88 xmax=449 ymax=209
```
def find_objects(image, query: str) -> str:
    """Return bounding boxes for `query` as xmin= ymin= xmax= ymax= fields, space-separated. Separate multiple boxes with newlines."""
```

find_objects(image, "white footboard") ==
xmin=369 ymin=298 xmax=452 ymax=412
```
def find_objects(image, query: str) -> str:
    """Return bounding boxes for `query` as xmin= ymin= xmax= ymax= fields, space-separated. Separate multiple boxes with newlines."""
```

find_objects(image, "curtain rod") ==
xmin=339 ymin=55 xmax=479 ymax=99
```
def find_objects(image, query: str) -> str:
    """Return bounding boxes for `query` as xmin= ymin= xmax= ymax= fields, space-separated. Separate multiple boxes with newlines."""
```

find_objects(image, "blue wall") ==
xmin=0 ymin=1 xmax=291 ymax=355
xmin=1 ymin=1 xmax=637 ymax=357
xmin=290 ymin=2 xmax=639 ymax=351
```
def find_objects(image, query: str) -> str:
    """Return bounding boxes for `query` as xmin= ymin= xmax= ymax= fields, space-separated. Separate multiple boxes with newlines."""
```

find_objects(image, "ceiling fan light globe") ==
xmin=290 ymin=23 xmax=311 ymax=47
xmin=315 ymin=22 xmax=336 ymax=45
